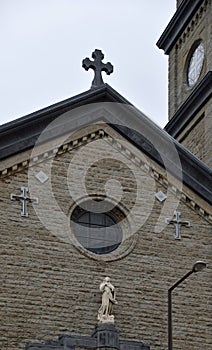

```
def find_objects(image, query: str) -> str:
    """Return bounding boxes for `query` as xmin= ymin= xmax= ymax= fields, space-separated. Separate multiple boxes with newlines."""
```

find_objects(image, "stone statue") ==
xmin=98 ymin=277 xmax=117 ymax=323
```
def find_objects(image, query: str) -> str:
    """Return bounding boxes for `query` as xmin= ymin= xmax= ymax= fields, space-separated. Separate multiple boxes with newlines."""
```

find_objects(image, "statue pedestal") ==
xmin=98 ymin=314 xmax=115 ymax=324
xmin=26 ymin=323 xmax=150 ymax=349
xmin=92 ymin=323 xmax=119 ymax=349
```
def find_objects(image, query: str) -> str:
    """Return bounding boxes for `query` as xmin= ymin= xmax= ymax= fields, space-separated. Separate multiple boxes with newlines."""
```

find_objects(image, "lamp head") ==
xmin=192 ymin=261 xmax=207 ymax=273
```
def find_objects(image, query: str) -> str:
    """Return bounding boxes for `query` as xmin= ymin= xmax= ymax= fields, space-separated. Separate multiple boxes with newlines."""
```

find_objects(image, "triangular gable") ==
xmin=0 ymin=121 xmax=211 ymax=231
xmin=0 ymin=84 xmax=211 ymax=206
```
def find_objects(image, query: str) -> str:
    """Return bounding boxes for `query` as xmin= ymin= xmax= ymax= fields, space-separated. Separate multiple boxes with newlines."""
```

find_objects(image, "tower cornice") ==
xmin=164 ymin=72 xmax=212 ymax=137
xmin=156 ymin=0 xmax=204 ymax=54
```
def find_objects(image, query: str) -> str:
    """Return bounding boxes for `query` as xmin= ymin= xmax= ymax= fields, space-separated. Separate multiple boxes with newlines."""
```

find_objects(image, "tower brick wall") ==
xmin=167 ymin=0 xmax=211 ymax=166
xmin=175 ymin=101 xmax=212 ymax=167
xmin=168 ymin=1 xmax=211 ymax=118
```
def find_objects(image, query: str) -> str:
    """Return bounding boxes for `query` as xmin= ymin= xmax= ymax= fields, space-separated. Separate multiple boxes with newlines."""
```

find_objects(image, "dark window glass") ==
xmin=73 ymin=211 xmax=122 ymax=254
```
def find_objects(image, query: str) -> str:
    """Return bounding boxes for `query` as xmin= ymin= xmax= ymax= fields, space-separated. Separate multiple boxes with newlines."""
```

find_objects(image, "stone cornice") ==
xmin=156 ymin=0 xmax=205 ymax=54
xmin=113 ymin=123 xmax=212 ymax=206
xmin=106 ymin=132 xmax=212 ymax=222
xmin=164 ymin=72 xmax=212 ymax=137
xmin=0 ymin=128 xmax=211 ymax=224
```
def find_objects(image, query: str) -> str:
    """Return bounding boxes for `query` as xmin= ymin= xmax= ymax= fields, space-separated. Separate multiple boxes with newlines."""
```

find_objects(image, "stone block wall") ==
xmin=0 ymin=129 xmax=211 ymax=350
xmin=176 ymin=101 xmax=212 ymax=167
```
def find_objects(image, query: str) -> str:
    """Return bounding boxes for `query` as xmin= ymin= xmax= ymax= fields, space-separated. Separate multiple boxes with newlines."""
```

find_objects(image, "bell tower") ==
xmin=157 ymin=0 xmax=211 ymax=167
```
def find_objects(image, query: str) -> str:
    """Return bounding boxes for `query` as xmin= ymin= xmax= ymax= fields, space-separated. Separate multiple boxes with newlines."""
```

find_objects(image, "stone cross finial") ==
xmin=82 ymin=49 xmax=113 ymax=88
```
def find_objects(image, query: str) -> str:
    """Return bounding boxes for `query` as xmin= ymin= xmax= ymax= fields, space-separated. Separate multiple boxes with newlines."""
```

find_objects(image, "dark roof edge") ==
xmin=114 ymin=123 xmax=212 ymax=205
xmin=0 ymin=84 xmax=131 ymax=161
xmin=156 ymin=0 xmax=204 ymax=54
xmin=164 ymin=72 xmax=212 ymax=137
xmin=0 ymin=83 xmax=211 ymax=206
xmin=174 ymin=140 xmax=212 ymax=205
xmin=0 ymin=84 xmax=130 ymax=133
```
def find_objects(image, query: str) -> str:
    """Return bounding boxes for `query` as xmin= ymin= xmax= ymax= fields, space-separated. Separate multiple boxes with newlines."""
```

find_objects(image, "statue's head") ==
xmin=104 ymin=276 xmax=110 ymax=283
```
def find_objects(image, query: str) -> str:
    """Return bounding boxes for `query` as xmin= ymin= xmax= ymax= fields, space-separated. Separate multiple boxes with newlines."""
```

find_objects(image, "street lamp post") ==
xmin=168 ymin=261 xmax=206 ymax=350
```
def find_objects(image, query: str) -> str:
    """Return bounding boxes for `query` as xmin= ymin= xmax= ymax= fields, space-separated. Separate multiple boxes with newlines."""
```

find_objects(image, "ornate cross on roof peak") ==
xmin=82 ymin=49 xmax=113 ymax=89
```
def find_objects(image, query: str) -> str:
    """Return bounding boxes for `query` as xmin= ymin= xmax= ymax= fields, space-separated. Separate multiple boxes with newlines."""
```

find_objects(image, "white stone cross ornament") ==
xmin=165 ymin=210 xmax=191 ymax=240
xmin=10 ymin=186 xmax=38 ymax=217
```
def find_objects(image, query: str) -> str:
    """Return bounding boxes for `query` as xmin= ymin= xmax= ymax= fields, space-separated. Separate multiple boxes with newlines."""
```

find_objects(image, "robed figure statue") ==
xmin=98 ymin=277 xmax=117 ymax=323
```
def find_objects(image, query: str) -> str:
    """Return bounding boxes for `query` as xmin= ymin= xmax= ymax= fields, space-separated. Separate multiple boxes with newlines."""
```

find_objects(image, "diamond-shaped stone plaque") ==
xmin=155 ymin=191 xmax=167 ymax=202
xmin=35 ymin=171 xmax=49 ymax=183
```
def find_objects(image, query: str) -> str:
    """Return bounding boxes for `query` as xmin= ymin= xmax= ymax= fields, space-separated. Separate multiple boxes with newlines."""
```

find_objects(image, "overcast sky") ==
xmin=0 ymin=1 xmax=176 ymax=127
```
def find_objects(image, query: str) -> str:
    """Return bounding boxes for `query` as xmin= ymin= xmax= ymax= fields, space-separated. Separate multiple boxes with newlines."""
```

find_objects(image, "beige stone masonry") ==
xmin=1 ymin=124 xmax=211 ymax=223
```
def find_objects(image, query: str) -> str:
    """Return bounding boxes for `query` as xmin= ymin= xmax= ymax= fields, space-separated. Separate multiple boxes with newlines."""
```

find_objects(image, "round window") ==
xmin=187 ymin=41 xmax=204 ymax=88
xmin=71 ymin=203 xmax=123 ymax=255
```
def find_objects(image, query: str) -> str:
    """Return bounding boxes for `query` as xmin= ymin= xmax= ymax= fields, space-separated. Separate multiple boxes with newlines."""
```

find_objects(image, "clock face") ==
xmin=187 ymin=42 xmax=204 ymax=88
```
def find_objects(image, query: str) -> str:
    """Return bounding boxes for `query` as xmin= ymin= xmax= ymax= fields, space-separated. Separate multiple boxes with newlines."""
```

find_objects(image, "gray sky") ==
xmin=0 ymin=1 xmax=176 ymax=127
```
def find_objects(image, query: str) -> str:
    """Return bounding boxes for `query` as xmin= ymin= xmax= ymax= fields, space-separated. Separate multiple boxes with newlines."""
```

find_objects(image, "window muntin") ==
xmin=73 ymin=210 xmax=122 ymax=255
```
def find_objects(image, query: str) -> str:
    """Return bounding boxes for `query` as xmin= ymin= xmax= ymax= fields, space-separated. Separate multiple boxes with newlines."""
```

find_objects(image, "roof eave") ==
xmin=156 ymin=0 xmax=204 ymax=54
xmin=0 ymin=84 xmax=131 ymax=161
xmin=0 ymin=83 xmax=211 ymax=206
xmin=0 ymin=84 xmax=130 ymax=132
xmin=113 ymin=123 xmax=212 ymax=205
xmin=164 ymin=72 xmax=212 ymax=137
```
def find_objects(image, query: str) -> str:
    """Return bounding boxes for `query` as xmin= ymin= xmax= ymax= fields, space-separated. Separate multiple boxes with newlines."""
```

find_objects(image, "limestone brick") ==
xmin=0 ymin=127 xmax=211 ymax=350
xmin=177 ymin=102 xmax=212 ymax=167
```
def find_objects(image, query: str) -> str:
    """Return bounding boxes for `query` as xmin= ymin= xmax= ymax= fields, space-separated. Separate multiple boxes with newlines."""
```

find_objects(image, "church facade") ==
xmin=0 ymin=1 xmax=211 ymax=350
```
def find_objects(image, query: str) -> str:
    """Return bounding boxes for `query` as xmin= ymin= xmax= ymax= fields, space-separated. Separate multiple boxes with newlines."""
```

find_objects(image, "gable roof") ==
xmin=0 ymin=84 xmax=130 ymax=160
xmin=0 ymin=84 xmax=211 ymax=205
